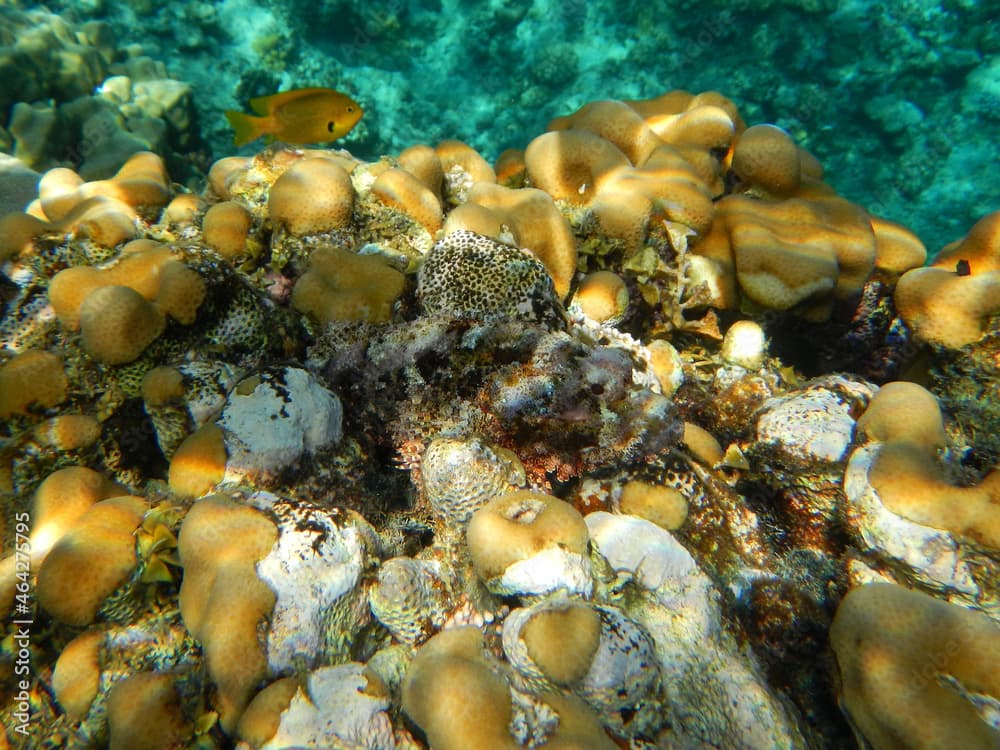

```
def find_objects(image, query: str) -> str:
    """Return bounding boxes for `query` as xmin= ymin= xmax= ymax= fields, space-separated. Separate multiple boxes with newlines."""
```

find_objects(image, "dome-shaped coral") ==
xmin=372 ymin=167 xmax=443 ymax=234
xmin=78 ymin=285 xmax=166 ymax=364
xmin=268 ymin=157 xmax=355 ymax=235
xmin=202 ymin=200 xmax=253 ymax=261
xmin=291 ymin=245 xmax=407 ymax=325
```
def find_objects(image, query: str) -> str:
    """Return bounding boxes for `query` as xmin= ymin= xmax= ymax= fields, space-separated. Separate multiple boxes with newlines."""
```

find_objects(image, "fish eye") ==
xmin=347 ymin=106 xmax=354 ymax=113
xmin=327 ymin=121 xmax=334 ymax=132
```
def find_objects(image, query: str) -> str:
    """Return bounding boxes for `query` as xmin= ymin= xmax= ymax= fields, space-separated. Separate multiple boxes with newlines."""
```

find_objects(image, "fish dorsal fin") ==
xmin=249 ymin=87 xmax=337 ymax=115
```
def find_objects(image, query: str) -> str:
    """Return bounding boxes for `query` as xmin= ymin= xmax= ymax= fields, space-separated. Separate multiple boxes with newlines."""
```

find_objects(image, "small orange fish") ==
xmin=225 ymin=87 xmax=363 ymax=147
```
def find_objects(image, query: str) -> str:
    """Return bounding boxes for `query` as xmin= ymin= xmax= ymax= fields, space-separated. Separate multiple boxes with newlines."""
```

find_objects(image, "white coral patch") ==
xmin=496 ymin=546 xmax=593 ymax=598
xmin=585 ymin=512 xmax=806 ymax=748
xmin=585 ymin=511 xmax=717 ymax=637
xmin=843 ymin=444 xmax=979 ymax=596
xmin=261 ymin=663 xmax=395 ymax=750
xmin=255 ymin=502 xmax=373 ymax=674
xmin=756 ymin=383 xmax=861 ymax=464
xmin=219 ymin=366 xmax=342 ymax=481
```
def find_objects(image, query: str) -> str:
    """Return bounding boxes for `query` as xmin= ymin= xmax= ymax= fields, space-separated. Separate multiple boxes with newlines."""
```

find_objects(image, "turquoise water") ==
xmin=6 ymin=0 xmax=1000 ymax=251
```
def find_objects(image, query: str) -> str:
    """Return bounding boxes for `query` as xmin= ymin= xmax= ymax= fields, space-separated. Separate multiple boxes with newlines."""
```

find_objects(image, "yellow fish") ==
xmin=225 ymin=87 xmax=363 ymax=147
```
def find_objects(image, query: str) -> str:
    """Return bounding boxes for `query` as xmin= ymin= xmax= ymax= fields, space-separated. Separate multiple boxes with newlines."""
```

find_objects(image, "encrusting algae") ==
xmin=1 ymin=82 xmax=999 ymax=750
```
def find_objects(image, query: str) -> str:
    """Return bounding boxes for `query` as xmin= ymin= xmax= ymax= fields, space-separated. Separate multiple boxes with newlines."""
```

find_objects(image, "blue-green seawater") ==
xmin=13 ymin=0 xmax=1000 ymax=253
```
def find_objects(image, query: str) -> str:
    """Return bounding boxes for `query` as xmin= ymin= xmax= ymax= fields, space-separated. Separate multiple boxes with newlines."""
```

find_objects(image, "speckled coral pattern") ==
xmin=417 ymin=230 xmax=565 ymax=328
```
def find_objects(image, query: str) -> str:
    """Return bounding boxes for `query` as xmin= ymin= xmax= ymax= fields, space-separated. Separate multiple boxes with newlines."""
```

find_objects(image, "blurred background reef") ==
xmin=0 ymin=0 xmax=998 ymax=254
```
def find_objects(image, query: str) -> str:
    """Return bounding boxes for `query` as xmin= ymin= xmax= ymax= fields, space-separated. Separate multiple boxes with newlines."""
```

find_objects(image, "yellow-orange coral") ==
xmin=681 ymin=421 xmax=725 ymax=467
xmin=830 ymin=583 xmax=1000 ymax=750
xmin=697 ymin=192 xmax=877 ymax=318
xmin=372 ymin=167 xmax=443 ymax=234
xmin=38 ymin=167 xmax=86 ymax=222
xmin=854 ymin=381 xmax=946 ymax=449
xmin=570 ymin=270 xmax=629 ymax=324
xmin=934 ymin=210 xmax=1000 ymax=273
xmin=894 ymin=260 xmax=1000 ymax=349
xmin=79 ymin=285 xmax=166 ymax=364
xmin=893 ymin=210 xmax=1000 ymax=349
xmin=402 ymin=627 xmax=518 ymax=750
xmin=646 ymin=339 xmax=685 ymax=397
xmin=466 ymin=491 xmax=589 ymax=583
xmin=142 ymin=366 xmax=185 ymax=407
xmin=35 ymin=495 xmax=147 ymax=626
xmin=397 ymin=143 xmax=444 ymax=197
xmin=601 ymin=149 xmax=716 ymax=235
xmin=235 ymin=677 xmax=300 ymax=748
xmin=268 ymin=157 xmax=355 ymax=235
xmin=52 ymin=630 xmax=103 ymax=722
xmin=291 ymin=245 xmax=407 ymax=324
xmin=49 ymin=239 xmax=205 ymax=330
xmin=463 ymin=182 xmax=577 ymax=298
xmin=730 ymin=124 xmax=802 ymax=198
xmin=177 ymin=495 xmax=278 ymax=732
xmin=495 ymin=148 xmax=526 ymax=186
xmin=625 ymin=89 xmax=700 ymax=122
xmin=869 ymin=441 xmax=1000 ymax=549
xmin=524 ymin=129 xmax=629 ymax=204
xmin=589 ymin=187 xmax=652 ymax=250
xmin=36 ymin=152 xmax=170 ymax=222
xmin=651 ymin=103 xmax=737 ymax=152
xmin=619 ymin=480 xmax=688 ymax=530
xmin=31 ymin=467 xmax=121 ymax=554
xmin=59 ymin=195 xmax=139 ymax=248
xmin=168 ymin=423 xmax=227 ymax=497
xmin=435 ymin=139 xmax=496 ymax=185
xmin=627 ymin=90 xmax=741 ymax=151
xmin=155 ymin=259 xmax=207 ymax=324
xmin=442 ymin=202 xmax=508 ymax=240
xmin=856 ymin=381 xmax=1000 ymax=549
xmin=0 ymin=212 xmax=50 ymax=260
xmin=100 ymin=150 xmax=171 ymax=210
xmin=202 ymin=200 xmax=253 ymax=261
xmin=33 ymin=414 xmax=101 ymax=451
xmin=549 ymin=99 xmax=663 ymax=166
xmin=869 ymin=214 xmax=927 ymax=277
xmin=160 ymin=193 xmax=203 ymax=225
xmin=520 ymin=601 xmax=602 ymax=686
xmin=207 ymin=156 xmax=251 ymax=200
xmin=106 ymin=672 xmax=193 ymax=750
xmin=0 ymin=350 xmax=68 ymax=417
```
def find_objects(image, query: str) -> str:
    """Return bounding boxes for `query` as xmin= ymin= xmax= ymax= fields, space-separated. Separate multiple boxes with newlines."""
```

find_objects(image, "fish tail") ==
xmin=225 ymin=110 xmax=267 ymax=147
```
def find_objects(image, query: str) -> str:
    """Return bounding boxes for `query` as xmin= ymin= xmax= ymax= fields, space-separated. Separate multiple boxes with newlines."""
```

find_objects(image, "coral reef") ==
xmin=1 ymin=79 xmax=999 ymax=750
xmin=24 ymin=0 xmax=998 ymax=253
xmin=0 ymin=8 xmax=207 ymax=195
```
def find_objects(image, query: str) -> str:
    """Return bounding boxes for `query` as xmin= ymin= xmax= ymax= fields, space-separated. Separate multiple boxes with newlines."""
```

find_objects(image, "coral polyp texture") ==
xmin=1 ymin=81 xmax=999 ymax=750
